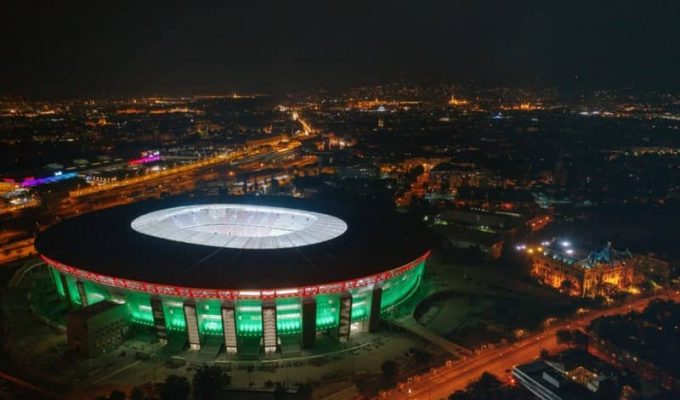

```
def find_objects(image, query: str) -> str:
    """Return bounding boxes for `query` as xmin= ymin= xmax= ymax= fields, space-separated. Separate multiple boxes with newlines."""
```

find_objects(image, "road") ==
xmin=292 ymin=112 xmax=314 ymax=136
xmin=381 ymin=291 xmax=680 ymax=400
xmin=0 ymin=238 xmax=36 ymax=265
xmin=0 ymin=371 xmax=54 ymax=399
xmin=396 ymin=171 xmax=429 ymax=206
xmin=1 ymin=110 xmax=316 ymax=266
xmin=0 ymin=143 xmax=307 ymax=267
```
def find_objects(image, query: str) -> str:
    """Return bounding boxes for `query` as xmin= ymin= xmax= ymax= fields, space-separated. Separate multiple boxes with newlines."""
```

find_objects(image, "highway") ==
xmin=381 ymin=291 xmax=680 ymax=400
xmin=292 ymin=112 xmax=314 ymax=136
xmin=0 ymin=142 xmax=307 ymax=267
xmin=0 ymin=371 xmax=53 ymax=399
xmin=396 ymin=171 xmax=429 ymax=206
xmin=0 ymin=238 xmax=36 ymax=265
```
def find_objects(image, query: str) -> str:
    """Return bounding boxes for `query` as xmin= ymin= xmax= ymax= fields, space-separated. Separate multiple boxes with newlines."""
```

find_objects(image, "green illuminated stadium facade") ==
xmin=37 ymin=201 xmax=432 ymax=356
xmin=44 ymin=253 xmax=427 ymax=354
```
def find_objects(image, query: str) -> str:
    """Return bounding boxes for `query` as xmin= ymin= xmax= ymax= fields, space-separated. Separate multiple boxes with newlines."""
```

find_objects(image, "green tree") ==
xmin=411 ymin=348 xmax=434 ymax=365
xmin=273 ymin=383 xmax=287 ymax=400
xmin=410 ymin=164 xmax=425 ymax=177
xmin=193 ymin=366 xmax=230 ymax=400
xmin=465 ymin=372 xmax=503 ymax=397
xmin=108 ymin=390 xmax=126 ymax=400
xmin=297 ymin=383 xmax=313 ymax=399
xmin=269 ymin=178 xmax=280 ymax=194
xmin=449 ymin=372 xmax=529 ymax=400
xmin=556 ymin=329 xmax=573 ymax=344
xmin=129 ymin=386 xmax=146 ymax=400
xmin=381 ymin=360 xmax=399 ymax=382
xmin=160 ymin=375 xmax=190 ymax=400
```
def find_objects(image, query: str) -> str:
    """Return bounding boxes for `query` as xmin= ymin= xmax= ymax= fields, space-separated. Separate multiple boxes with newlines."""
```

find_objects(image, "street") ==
xmin=383 ymin=291 xmax=680 ymax=400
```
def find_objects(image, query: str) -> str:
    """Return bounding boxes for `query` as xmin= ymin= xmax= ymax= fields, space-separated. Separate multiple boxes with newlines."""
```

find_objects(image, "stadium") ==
xmin=35 ymin=197 xmax=431 ymax=357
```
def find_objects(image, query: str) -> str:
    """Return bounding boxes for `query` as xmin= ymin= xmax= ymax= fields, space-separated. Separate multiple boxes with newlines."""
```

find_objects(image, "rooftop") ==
xmin=37 ymin=196 xmax=432 ymax=290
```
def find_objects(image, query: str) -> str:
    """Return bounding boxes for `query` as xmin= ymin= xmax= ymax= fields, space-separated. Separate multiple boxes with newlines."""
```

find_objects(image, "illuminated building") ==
xmin=128 ymin=150 xmax=161 ymax=166
xmin=245 ymin=134 xmax=287 ymax=148
xmin=36 ymin=198 xmax=431 ymax=357
xmin=429 ymin=163 xmax=497 ymax=192
xmin=454 ymin=187 xmax=534 ymax=211
xmin=513 ymin=350 xmax=618 ymax=400
xmin=18 ymin=171 xmax=79 ymax=188
xmin=530 ymin=243 xmax=634 ymax=297
xmin=448 ymin=95 xmax=469 ymax=107
xmin=0 ymin=181 xmax=17 ymax=196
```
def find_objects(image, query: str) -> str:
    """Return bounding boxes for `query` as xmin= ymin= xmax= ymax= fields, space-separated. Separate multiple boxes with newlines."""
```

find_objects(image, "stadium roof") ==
xmin=36 ymin=196 xmax=432 ymax=291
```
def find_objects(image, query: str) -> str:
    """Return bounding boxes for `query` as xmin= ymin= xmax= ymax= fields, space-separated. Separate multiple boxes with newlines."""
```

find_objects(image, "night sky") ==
xmin=1 ymin=0 xmax=679 ymax=97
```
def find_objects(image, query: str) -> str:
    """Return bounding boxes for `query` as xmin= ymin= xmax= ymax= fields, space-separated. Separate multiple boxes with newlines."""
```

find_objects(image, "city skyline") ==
xmin=2 ymin=0 xmax=680 ymax=97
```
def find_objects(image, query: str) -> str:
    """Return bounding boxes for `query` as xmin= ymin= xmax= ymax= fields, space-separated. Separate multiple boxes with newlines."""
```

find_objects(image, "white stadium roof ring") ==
xmin=130 ymin=204 xmax=348 ymax=250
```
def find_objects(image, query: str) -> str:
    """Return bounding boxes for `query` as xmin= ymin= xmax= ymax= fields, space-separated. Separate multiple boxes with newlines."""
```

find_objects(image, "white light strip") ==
xmin=276 ymin=304 xmax=300 ymax=311
xmin=275 ymin=288 xmax=299 ymax=295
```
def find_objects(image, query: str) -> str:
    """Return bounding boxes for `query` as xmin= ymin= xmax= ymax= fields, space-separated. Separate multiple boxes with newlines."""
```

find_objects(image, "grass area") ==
xmin=413 ymin=247 xmax=582 ymax=348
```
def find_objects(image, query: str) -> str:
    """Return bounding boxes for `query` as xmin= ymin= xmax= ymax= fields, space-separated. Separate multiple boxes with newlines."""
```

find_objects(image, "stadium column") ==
xmin=368 ymin=285 xmax=383 ymax=332
xmin=183 ymin=301 xmax=201 ymax=350
xmin=301 ymin=296 xmax=317 ymax=348
xmin=221 ymin=301 xmax=238 ymax=355
xmin=76 ymin=280 xmax=88 ymax=307
xmin=338 ymin=292 xmax=353 ymax=342
xmin=151 ymin=296 xmax=168 ymax=344
xmin=262 ymin=300 xmax=277 ymax=354
xmin=60 ymin=274 xmax=72 ymax=307
xmin=48 ymin=267 xmax=59 ymax=293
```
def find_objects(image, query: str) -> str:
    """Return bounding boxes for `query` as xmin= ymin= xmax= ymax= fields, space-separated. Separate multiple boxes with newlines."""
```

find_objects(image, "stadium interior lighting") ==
xmin=131 ymin=204 xmax=348 ymax=249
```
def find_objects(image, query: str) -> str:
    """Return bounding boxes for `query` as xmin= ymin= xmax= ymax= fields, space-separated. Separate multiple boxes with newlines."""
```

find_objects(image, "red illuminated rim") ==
xmin=41 ymin=250 xmax=430 ymax=300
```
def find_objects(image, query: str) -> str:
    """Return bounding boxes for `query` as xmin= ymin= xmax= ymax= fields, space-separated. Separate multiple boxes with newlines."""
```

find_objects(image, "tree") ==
xmin=129 ymin=386 xmax=146 ymax=400
xmin=160 ymin=375 xmax=190 ymax=400
xmin=381 ymin=360 xmax=399 ymax=382
xmin=411 ymin=348 xmax=434 ymax=365
xmin=464 ymin=372 xmax=503 ymax=397
xmin=108 ymin=390 xmax=126 ymax=400
xmin=462 ymin=245 xmax=485 ymax=264
xmin=597 ymin=379 xmax=621 ymax=400
xmin=193 ymin=366 xmax=230 ymax=400
xmin=297 ymin=383 xmax=313 ymax=399
xmin=269 ymin=178 xmax=280 ymax=194
xmin=449 ymin=372 xmax=530 ymax=400
xmin=556 ymin=329 xmax=588 ymax=347
xmin=273 ymin=383 xmax=287 ymax=400
xmin=409 ymin=164 xmax=425 ymax=177
xmin=556 ymin=329 xmax=574 ymax=344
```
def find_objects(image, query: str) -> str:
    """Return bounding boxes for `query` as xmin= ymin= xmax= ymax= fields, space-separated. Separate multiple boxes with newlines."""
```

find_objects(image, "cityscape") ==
xmin=1 ymin=2 xmax=679 ymax=400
